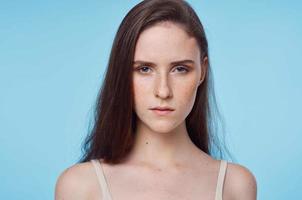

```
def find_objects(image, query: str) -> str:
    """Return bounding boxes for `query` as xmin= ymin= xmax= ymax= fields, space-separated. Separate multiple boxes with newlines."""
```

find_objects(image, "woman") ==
xmin=55 ymin=0 xmax=257 ymax=199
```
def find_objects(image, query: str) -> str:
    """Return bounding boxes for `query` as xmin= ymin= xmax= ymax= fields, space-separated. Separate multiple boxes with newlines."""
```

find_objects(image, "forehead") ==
xmin=134 ymin=22 xmax=200 ymax=62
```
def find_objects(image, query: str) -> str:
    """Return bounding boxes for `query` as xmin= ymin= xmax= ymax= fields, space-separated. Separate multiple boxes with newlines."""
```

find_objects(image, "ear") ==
xmin=199 ymin=56 xmax=208 ymax=86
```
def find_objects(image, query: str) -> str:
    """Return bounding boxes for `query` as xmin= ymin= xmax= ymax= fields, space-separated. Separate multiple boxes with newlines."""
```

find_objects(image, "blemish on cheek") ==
xmin=146 ymin=141 xmax=149 ymax=144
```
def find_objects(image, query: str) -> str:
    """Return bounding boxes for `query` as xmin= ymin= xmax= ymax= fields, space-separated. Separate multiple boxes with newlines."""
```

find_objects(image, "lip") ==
xmin=149 ymin=107 xmax=175 ymax=116
xmin=150 ymin=106 xmax=175 ymax=111
xmin=151 ymin=109 xmax=174 ymax=115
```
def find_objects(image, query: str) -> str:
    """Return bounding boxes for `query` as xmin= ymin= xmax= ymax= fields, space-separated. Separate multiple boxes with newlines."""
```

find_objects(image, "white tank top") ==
xmin=91 ymin=159 xmax=228 ymax=200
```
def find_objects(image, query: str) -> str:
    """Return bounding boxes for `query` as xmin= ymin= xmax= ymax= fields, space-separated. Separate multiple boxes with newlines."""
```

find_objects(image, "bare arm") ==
xmin=55 ymin=164 xmax=90 ymax=200
xmin=227 ymin=163 xmax=257 ymax=200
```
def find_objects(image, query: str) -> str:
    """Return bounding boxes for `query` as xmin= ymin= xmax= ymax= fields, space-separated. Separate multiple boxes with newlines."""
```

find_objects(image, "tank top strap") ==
xmin=214 ymin=160 xmax=228 ymax=200
xmin=90 ymin=159 xmax=113 ymax=200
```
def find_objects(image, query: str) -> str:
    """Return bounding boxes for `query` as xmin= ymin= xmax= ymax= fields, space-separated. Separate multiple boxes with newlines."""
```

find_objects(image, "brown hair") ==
xmin=78 ymin=0 xmax=233 ymax=164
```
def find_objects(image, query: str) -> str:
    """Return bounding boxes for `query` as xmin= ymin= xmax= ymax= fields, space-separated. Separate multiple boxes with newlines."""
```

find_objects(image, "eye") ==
xmin=136 ymin=66 xmax=152 ymax=73
xmin=173 ymin=66 xmax=189 ymax=73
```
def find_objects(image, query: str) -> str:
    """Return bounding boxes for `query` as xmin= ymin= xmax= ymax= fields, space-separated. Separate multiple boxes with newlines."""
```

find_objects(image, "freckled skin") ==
xmin=133 ymin=22 xmax=206 ymax=134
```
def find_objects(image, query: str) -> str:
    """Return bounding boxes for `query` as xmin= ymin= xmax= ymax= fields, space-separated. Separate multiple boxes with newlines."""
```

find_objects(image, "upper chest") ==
xmin=90 ymin=162 xmax=220 ymax=200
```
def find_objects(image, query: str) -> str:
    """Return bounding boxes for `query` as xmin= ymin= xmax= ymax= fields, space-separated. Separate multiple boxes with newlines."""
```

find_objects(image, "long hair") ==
xmin=78 ymin=0 xmax=233 ymax=164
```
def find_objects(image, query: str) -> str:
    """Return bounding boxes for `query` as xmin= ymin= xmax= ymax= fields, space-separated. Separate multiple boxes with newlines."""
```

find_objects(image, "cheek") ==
xmin=133 ymin=77 xmax=150 ymax=108
xmin=176 ymin=81 xmax=198 ymax=113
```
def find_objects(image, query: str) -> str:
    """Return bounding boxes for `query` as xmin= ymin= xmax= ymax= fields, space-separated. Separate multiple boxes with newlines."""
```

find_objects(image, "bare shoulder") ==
xmin=55 ymin=161 xmax=101 ymax=200
xmin=224 ymin=162 xmax=258 ymax=200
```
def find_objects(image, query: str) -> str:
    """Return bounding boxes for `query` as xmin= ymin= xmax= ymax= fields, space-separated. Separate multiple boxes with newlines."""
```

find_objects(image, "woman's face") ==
xmin=132 ymin=22 xmax=207 ymax=134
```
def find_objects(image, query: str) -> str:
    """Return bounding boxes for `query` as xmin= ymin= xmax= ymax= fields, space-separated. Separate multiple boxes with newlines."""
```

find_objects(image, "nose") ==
xmin=154 ymin=74 xmax=172 ymax=99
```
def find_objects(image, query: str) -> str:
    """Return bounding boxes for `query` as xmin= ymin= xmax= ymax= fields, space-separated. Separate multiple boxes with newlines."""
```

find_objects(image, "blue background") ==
xmin=1 ymin=0 xmax=301 ymax=199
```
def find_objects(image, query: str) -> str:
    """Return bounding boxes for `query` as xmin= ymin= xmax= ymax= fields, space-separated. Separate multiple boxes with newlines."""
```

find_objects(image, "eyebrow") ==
xmin=133 ymin=59 xmax=195 ymax=66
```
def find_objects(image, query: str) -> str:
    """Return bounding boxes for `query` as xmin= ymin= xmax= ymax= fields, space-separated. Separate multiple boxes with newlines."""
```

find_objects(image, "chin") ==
xmin=147 ymin=121 xmax=179 ymax=134
xmin=151 ymin=128 xmax=174 ymax=134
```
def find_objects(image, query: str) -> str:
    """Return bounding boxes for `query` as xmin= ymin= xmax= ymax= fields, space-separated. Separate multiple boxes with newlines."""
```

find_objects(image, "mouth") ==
xmin=149 ymin=107 xmax=175 ymax=115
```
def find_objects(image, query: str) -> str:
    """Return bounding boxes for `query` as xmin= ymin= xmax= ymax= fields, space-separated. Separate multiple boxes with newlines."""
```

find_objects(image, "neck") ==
xmin=125 ymin=120 xmax=202 ymax=169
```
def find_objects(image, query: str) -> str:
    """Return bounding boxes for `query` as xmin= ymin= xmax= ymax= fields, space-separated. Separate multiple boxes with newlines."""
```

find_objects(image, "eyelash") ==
xmin=136 ymin=65 xmax=189 ymax=74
